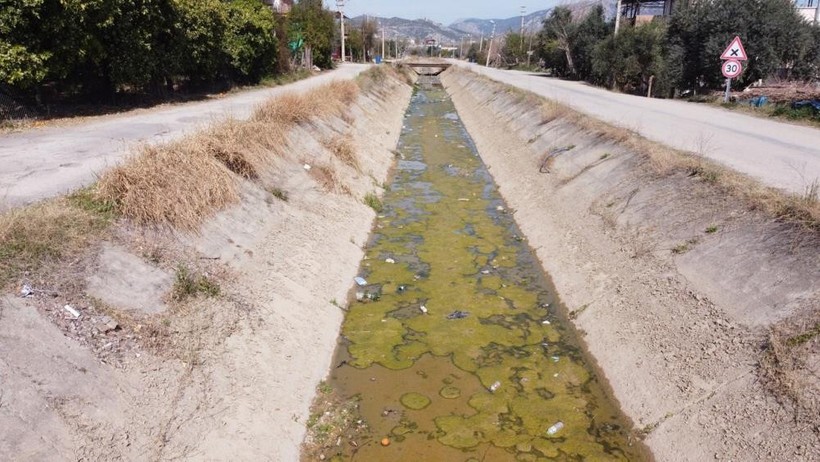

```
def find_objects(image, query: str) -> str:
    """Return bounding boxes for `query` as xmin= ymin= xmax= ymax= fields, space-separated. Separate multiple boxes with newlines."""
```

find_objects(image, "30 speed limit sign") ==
xmin=722 ymin=59 xmax=742 ymax=79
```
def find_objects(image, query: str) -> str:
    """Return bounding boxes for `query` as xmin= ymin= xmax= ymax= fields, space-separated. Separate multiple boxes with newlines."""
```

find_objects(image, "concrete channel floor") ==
xmin=450 ymin=60 xmax=820 ymax=196
xmin=0 ymin=63 xmax=369 ymax=210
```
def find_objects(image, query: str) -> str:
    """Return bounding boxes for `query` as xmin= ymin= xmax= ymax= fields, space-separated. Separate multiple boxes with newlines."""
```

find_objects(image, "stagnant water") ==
xmin=323 ymin=79 xmax=645 ymax=461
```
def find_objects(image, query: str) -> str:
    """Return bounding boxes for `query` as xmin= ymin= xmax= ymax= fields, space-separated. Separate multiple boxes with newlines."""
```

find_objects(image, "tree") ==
xmin=500 ymin=32 xmax=527 ymax=66
xmin=222 ymin=0 xmax=277 ymax=81
xmin=539 ymin=7 xmax=577 ymax=76
xmin=289 ymin=0 xmax=334 ymax=69
xmin=571 ymin=4 xmax=611 ymax=83
xmin=593 ymin=22 xmax=669 ymax=96
xmin=667 ymin=0 xmax=819 ymax=92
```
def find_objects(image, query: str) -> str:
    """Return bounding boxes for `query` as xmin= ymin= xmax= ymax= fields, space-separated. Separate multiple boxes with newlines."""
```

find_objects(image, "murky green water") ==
xmin=325 ymin=79 xmax=645 ymax=461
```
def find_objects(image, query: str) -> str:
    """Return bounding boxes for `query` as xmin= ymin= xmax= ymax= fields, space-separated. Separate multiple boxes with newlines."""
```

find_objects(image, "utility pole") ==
xmin=381 ymin=25 xmax=385 ymax=60
xmin=520 ymin=6 xmax=526 ymax=52
xmin=479 ymin=34 xmax=483 ymax=52
xmin=485 ymin=20 xmax=496 ymax=67
xmin=336 ymin=0 xmax=345 ymax=62
xmin=614 ymin=0 xmax=622 ymax=35
xmin=460 ymin=36 xmax=464 ymax=59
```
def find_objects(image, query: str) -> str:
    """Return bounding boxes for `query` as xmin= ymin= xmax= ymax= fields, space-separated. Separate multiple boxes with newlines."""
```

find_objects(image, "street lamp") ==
xmin=520 ymin=6 xmax=526 ymax=52
xmin=485 ymin=20 xmax=496 ymax=67
xmin=336 ymin=0 xmax=346 ymax=63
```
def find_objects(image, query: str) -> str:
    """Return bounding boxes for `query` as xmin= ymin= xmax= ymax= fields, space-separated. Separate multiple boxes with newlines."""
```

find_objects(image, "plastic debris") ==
xmin=446 ymin=310 xmax=469 ymax=320
xmin=546 ymin=421 xmax=564 ymax=436
xmin=64 ymin=305 xmax=80 ymax=318
xmin=20 ymin=284 xmax=33 ymax=297
xmin=303 ymin=164 xmax=312 ymax=171
xmin=551 ymin=356 xmax=560 ymax=363
xmin=496 ymin=206 xmax=504 ymax=212
xmin=488 ymin=381 xmax=501 ymax=392
xmin=385 ymin=258 xmax=396 ymax=264
xmin=419 ymin=305 xmax=428 ymax=314
xmin=542 ymin=320 xmax=551 ymax=325
xmin=354 ymin=277 xmax=368 ymax=286
xmin=480 ymin=270 xmax=491 ymax=275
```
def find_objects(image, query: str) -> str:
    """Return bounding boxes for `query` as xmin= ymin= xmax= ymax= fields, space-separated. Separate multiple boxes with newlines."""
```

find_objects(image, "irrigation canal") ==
xmin=321 ymin=77 xmax=646 ymax=461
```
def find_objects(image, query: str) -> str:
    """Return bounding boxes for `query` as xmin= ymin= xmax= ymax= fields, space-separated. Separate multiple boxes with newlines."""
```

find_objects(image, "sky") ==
xmin=327 ymin=0 xmax=561 ymax=25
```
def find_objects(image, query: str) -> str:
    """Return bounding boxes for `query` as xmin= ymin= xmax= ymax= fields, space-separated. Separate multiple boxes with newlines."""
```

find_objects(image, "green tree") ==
xmin=571 ymin=4 xmax=611 ymax=83
xmin=667 ymin=0 xmax=818 ymax=92
xmin=222 ymin=0 xmax=277 ymax=82
xmin=593 ymin=22 xmax=669 ymax=96
xmin=500 ymin=32 xmax=527 ymax=66
xmin=289 ymin=0 xmax=334 ymax=69
xmin=539 ymin=7 xmax=577 ymax=76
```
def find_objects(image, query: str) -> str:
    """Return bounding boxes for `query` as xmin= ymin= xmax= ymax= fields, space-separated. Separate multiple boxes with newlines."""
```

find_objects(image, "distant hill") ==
xmin=348 ymin=9 xmax=551 ymax=46
xmin=449 ymin=10 xmax=552 ymax=38
xmin=349 ymin=15 xmax=463 ymax=44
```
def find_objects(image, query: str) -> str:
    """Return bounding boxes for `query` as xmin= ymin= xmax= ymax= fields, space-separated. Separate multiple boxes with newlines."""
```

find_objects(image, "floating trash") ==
xmin=446 ymin=310 xmax=469 ymax=320
xmin=488 ymin=381 xmax=501 ymax=393
xmin=546 ymin=421 xmax=565 ymax=436
xmin=354 ymin=277 xmax=368 ymax=286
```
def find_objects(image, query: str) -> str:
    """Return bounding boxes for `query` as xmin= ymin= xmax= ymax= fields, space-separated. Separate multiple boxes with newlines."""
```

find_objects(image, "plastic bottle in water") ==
xmin=546 ymin=421 xmax=564 ymax=436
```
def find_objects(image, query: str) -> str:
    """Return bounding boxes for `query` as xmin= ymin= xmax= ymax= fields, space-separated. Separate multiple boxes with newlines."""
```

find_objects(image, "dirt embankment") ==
xmin=442 ymin=68 xmax=818 ymax=461
xmin=0 ymin=68 xmax=412 ymax=461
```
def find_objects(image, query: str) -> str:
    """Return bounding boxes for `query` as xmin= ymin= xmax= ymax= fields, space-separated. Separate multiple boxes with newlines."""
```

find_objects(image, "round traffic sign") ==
xmin=722 ymin=59 xmax=742 ymax=79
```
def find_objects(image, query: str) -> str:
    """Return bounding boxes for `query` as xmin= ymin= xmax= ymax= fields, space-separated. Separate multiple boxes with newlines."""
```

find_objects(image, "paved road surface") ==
xmin=0 ymin=64 xmax=369 ymax=209
xmin=451 ymin=61 xmax=820 ymax=196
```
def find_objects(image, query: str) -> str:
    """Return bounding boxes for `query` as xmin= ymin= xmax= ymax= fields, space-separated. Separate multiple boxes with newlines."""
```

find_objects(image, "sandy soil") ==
xmin=443 ymin=69 xmax=818 ymax=461
xmin=0 ymin=64 xmax=369 ymax=210
xmin=449 ymin=61 xmax=820 ymax=196
xmin=0 ymin=72 xmax=411 ymax=461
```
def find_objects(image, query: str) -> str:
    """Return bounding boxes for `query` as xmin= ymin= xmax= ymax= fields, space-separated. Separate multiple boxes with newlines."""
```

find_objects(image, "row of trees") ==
xmin=500 ymin=0 xmax=820 ymax=97
xmin=0 ymin=0 xmax=335 ymax=103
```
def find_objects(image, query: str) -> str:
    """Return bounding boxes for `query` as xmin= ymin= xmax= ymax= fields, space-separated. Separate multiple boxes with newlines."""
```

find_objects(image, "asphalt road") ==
xmin=0 ymin=64 xmax=369 ymax=209
xmin=450 ymin=61 xmax=820 ymax=196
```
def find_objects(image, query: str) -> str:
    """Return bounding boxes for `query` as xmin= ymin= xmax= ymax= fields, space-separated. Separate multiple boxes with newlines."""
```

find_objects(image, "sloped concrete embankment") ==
xmin=442 ymin=69 xmax=818 ymax=461
xmin=0 ymin=71 xmax=412 ymax=461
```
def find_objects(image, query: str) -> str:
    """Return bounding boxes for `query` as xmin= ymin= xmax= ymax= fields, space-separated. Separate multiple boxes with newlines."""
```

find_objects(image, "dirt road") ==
xmin=0 ymin=64 xmax=369 ymax=209
xmin=450 ymin=61 xmax=820 ymax=196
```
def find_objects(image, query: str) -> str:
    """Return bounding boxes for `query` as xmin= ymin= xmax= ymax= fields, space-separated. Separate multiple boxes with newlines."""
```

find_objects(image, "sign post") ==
xmin=719 ymin=36 xmax=748 ymax=103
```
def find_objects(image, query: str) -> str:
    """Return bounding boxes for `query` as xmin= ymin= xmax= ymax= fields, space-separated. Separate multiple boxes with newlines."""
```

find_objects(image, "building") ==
xmin=616 ymin=0 xmax=818 ymax=25
xmin=261 ymin=0 xmax=293 ymax=14
xmin=795 ymin=0 xmax=820 ymax=22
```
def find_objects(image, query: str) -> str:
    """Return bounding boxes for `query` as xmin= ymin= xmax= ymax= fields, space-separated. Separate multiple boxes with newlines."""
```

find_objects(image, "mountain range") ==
xmin=348 ymin=9 xmax=552 ymax=45
xmin=348 ymin=1 xmax=613 ymax=45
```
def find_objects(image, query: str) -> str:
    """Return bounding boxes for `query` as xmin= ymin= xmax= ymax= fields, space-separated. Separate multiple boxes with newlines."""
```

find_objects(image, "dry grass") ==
xmin=94 ymin=77 xmax=376 ymax=231
xmin=308 ymin=164 xmax=346 ymax=194
xmin=0 ymin=199 xmax=109 ymax=288
xmin=760 ymin=311 xmax=820 ymax=425
xmin=323 ymin=135 xmax=359 ymax=171
xmin=458 ymin=68 xmax=820 ymax=232
xmin=97 ymin=141 xmax=240 ymax=231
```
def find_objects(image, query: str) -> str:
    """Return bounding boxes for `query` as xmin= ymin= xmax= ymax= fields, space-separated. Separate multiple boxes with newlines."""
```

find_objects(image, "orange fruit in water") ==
xmin=380 ymin=437 xmax=390 ymax=446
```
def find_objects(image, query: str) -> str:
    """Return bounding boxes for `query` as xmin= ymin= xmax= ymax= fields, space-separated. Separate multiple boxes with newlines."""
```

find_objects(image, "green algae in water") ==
xmin=439 ymin=385 xmax=461 ymax=399
xmin=400 ymin=392 xmax=432 ymax=410
xmin=324 ymin=80 xmax=646 ymax=461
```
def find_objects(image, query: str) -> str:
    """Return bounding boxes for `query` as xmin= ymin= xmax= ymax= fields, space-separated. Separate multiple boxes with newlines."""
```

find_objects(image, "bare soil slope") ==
xmin=443 ymin=68 xmax=818 ymax=461
xmin=0 ymin=69 xmax=412 ymax=461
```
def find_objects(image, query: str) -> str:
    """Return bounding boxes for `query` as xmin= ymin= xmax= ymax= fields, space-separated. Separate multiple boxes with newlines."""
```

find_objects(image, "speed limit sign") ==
xmin=722 ymin=59 xmax=742 ymax=79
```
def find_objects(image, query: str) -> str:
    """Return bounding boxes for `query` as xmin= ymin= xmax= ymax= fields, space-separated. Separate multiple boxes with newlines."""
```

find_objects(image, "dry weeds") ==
xmin=323 ymin=135 xmax=359 ymax=171
xmin=459 ymin=68 xmax=820 ymax=232
xmin=97 ymin=141 xmax=240 ymax=231
xmin=308 ymin=164 xmax=347 ymax=194
xmin=760 ymin=310 xmax=820 ymax=426
xmin=0 ymin=199 xmax=108 ymax=288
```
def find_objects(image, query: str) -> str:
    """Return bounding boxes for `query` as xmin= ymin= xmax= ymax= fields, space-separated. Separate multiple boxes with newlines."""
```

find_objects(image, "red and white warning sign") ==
xmin=720 ymin=36 xmax=748 ymax=61
xmin=721 ymin=59 xmax=743 ymax=79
